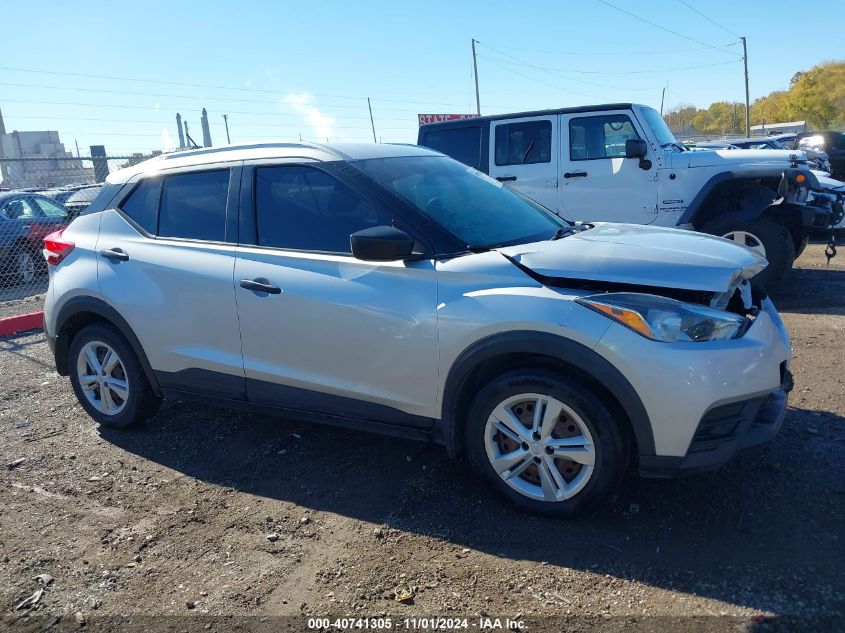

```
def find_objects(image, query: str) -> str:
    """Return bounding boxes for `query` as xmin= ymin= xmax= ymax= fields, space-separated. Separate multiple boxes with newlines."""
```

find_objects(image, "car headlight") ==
xmin=576 ymin=292 xmax=748 ymax=342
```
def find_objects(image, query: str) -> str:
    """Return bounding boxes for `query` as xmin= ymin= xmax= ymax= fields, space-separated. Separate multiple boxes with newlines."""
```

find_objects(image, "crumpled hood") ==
xmin=814 ymin=172 xmax=845 ymax=192
xmin=497 ymin=223 xmax=767 ymax=293
xmin=683 ymin=148 xmax=805 ymax=169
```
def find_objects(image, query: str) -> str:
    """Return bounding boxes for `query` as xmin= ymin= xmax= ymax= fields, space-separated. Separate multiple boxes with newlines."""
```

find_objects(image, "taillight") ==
xmin=43 ymin=230 xmax=75 ymax=265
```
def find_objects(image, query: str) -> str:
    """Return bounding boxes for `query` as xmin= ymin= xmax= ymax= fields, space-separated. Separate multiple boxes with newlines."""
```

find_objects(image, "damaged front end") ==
xmin=508 ymin=254 xmax=767 ymax=343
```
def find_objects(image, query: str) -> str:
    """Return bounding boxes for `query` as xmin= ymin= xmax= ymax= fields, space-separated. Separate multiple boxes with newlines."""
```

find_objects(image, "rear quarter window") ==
xmin=118 ymin=179 xmax=161 ymax=234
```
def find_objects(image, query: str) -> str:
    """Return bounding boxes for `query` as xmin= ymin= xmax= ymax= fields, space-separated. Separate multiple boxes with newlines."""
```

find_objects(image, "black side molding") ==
xmin=441 ymin=331 xmax=654 ymax=459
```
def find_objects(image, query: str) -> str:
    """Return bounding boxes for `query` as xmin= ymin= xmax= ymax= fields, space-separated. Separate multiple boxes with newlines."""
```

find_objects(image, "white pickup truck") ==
xmin=418 ymin=103 xmax=843 ymax=287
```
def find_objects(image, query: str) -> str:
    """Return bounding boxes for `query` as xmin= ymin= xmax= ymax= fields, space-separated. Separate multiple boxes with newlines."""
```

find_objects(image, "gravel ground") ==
xmin=0 ymin=292 xmax=45 ymax=320
xmin=0 ymin=246 xmax=843 ymax=632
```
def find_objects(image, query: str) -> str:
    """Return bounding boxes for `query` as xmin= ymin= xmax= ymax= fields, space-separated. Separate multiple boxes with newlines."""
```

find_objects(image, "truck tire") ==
xmin=700 ymin=215 xmax=794 ymax=289
xmin=794 ymin=234 xmax=810 ymax=259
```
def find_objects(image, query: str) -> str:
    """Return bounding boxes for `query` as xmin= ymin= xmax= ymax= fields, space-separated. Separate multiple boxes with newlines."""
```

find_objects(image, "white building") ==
xmin=0 ymin=109 xmax=91 ymax=188
xmin=750 ymin=120 xmax=809 ymax=137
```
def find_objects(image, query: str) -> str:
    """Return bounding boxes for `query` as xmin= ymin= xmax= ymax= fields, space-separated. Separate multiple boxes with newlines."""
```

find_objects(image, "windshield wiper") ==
xmin=550 ymin=227 xmax=572 ymax=240
xmin=661 ymin=142 xmax=686 ymax=152
xmin=522 ymin=140 xmax=536 ymax=163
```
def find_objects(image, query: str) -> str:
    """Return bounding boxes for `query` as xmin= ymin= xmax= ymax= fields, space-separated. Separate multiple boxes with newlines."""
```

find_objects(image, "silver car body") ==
xmin=44 ymin=142 xmax=790 ymax=469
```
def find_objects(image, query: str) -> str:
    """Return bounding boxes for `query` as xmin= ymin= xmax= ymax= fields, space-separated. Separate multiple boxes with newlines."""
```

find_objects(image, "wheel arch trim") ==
xmin=678 ymin=170 xmax=781 ymax=227
xmin=53 ymin=296 xmax=161 ymax=395
xmin=439 ymin=331 xmax=655 ymax=459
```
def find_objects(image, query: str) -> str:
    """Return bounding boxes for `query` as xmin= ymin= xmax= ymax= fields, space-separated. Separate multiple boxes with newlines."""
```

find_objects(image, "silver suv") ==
xmin=43 ymin=142 xmax=793 ymax=515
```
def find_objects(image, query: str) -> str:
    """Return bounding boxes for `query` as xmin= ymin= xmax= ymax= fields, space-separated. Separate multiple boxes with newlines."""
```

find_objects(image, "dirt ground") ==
xmin=1 ymin=244 xmax=843 ymax=633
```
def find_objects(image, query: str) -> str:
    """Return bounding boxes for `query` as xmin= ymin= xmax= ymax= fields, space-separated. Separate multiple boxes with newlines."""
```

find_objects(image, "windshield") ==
xmin=639 ymin=106 xmax=679 ymax=148
xmin=354 ymin=155 xmax=567 ymax=250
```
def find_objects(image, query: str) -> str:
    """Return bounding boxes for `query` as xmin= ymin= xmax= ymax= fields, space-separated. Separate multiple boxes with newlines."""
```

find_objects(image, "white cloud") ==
xmin=282 ymin=92 xmax=335 ymax=141
xmin=161 ymin=128 xmax=173 ymax=151
xmin=244 ymin=78 xmax=253 ymax=88
xmin=153 ymin=103 xmax=160 ymax=112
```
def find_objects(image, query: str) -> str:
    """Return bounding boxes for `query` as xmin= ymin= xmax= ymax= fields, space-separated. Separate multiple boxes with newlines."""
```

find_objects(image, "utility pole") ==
xmin=659 ymin=87 xmax=665 ymax=116
xmin=367 ymin=98 xmax=377 ymax=143
xmin=222 ymin=114 xmax=231 ymax=144
xmin=742 ymin=36 xmax=750 ymax=137
xmin=471 ymin=38 xmax=481 ymax=115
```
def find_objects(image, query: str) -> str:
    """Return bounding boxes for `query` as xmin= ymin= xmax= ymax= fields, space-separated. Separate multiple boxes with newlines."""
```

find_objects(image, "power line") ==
xmin=478 ymin=50 xmax=740 ymax=76
xmin=478 ymin=43 xmax=657 ymax=90
xmin=0 ymin=98 xmax=415 ymax=122
xmin=469 ymin=40 xmax=741 ymax=57
xmin=676 ymin=0 xmax=741 ymax=38
xmin=0 ymin=65 xmax=476 ymax=108
xmin=595 ymin=0 xmax=741 ymax=53
xmin=1 ymin=114 xmax=411 ymax=131
xmin=0 ymin=82 xmax=431 ymax=113
xmin=480 ymin=56 xmax=602 ymax=100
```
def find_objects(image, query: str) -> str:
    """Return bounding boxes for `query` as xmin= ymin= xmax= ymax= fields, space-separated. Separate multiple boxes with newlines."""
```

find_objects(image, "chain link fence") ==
xmin=0 ymin=154 xmax=156 ymax=311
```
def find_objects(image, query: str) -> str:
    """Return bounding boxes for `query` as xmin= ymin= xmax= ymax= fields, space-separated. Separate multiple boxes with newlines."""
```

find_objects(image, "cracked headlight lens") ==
xmin=576 ymin=292 xmax=747 ymax=342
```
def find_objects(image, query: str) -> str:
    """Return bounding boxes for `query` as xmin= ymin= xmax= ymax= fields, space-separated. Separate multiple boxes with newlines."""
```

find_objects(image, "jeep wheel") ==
xmin=700 ymin=215 xmax=794 ymax=288
xmin=465 ymin=370 xmax=626 ymax=516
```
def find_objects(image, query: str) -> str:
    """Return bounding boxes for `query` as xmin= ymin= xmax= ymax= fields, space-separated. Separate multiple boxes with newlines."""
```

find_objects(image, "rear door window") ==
xmin=422 ymin=127 xmax=482 ymax=169
xmin=494 ymin=120 xmax=552 ymax=165
xmin=158 ymin=170 xmax=230 ymax=241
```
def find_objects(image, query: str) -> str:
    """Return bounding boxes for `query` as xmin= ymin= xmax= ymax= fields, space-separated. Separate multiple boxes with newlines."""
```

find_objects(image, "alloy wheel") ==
xmin=76 ymin=340 xmax=129 ymax=416
xmin=16 ymin=250 xmax=35 ymax=285
xmin=484 ymin=393 xmax=596 ymax=502
xmin=722 ymin=230 xmax=766 ymax=256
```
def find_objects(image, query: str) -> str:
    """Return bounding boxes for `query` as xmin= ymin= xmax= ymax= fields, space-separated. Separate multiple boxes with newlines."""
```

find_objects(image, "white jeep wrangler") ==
xmin=418 ymin=103 xmax=843 ymax=287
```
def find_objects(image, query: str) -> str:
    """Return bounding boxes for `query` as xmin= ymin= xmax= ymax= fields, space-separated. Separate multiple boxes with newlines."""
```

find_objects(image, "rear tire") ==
xmin=700 ymin=215 xmax=794 ymax=289
xmin=464 ymin=369 xmax=626 ymax=517
xmin=69 ymin=323 xmax=160 ymax=428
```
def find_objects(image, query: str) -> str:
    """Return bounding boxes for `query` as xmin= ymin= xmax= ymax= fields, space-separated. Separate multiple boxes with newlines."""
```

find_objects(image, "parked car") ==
xmin=766 ymin=133 xmax=797 ymax=148
xmin=794 ymin=131 xmax=845 ymax=181
xmin=418 ymin=103 xmax=839 ymax=287
xmin=43 ymin=142 xmax=793 ymax=515
xmin=695 ymin=138 xmax=831 ymax=173
xmin=0 ymin=191 xmax=69 ymax=284
xmin=63 ymin=184 xmax=103 ymax=219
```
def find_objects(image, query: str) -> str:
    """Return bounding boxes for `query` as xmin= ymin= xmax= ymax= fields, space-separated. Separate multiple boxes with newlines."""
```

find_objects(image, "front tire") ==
xmin=69 ymin=324 xmax=160 ymax=428
xmin=464 ymin=370 xmax=626 ymax=516
xmin=700 ymin=215 xmax=794 ymax=289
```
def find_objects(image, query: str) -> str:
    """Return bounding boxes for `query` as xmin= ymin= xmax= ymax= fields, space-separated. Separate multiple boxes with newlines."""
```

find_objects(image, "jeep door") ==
xmin=97 ymin=165 xmax=246 ymax=397
xmin=558 ymin=110 xmax=658 ymax=224
xmin=487 ymin=116 xmax=561 ymax=213
xmin=234 ymin=161 xmax=439 ymax=428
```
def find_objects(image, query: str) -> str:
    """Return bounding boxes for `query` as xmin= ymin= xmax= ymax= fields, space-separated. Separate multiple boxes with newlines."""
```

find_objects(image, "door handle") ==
xmin=563 ymin=171 xmax=588 ymax=178
xmin=240 ymin=278 xmax=281 ymax=295
xmin=100 ymin=248 xmax=129 ymax=261
xmin=496 ymin=176 xmax=517 ymax=182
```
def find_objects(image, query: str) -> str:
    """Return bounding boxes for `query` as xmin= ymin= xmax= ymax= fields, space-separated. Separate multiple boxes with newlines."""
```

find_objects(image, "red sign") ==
xmin=418 ymin=113 xmax=479 ymax=126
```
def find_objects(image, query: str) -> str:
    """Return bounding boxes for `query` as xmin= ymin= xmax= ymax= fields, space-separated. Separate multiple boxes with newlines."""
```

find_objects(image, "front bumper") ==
xmin=640 ymin=373 xmax=791 ymax=477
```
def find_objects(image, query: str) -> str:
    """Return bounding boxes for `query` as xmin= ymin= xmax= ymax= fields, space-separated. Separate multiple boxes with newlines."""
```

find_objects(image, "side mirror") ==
xmin=350 ymin=225 xmax=415 ymax=261
xmin=625 ymin=139 xmax=648 ymax=159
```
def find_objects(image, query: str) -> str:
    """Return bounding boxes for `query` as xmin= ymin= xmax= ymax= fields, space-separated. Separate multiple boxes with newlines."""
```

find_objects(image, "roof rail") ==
xmin=160 ymin=141 xmax=342 ymax=161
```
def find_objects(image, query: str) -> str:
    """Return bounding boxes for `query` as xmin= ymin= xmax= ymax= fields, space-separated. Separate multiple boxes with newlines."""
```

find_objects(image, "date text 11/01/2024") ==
xmin=307 ymin=617 xmax=526 ymax=630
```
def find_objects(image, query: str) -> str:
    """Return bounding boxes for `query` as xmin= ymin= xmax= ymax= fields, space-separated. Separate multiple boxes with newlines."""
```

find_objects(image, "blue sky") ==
xmin=1 ymin=0 xmax=843 ymax=156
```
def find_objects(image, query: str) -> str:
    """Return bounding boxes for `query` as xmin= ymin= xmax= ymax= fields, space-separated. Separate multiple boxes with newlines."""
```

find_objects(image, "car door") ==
xmin=487 ymin=116 xmax=560 ymax=213
xmin=558 ymin=110 xmax=658 ymax=224
xmin=234 ymin=161 xmax=439 ymax=427
xmin=97 ymin=165 xmax=246 ymax=397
